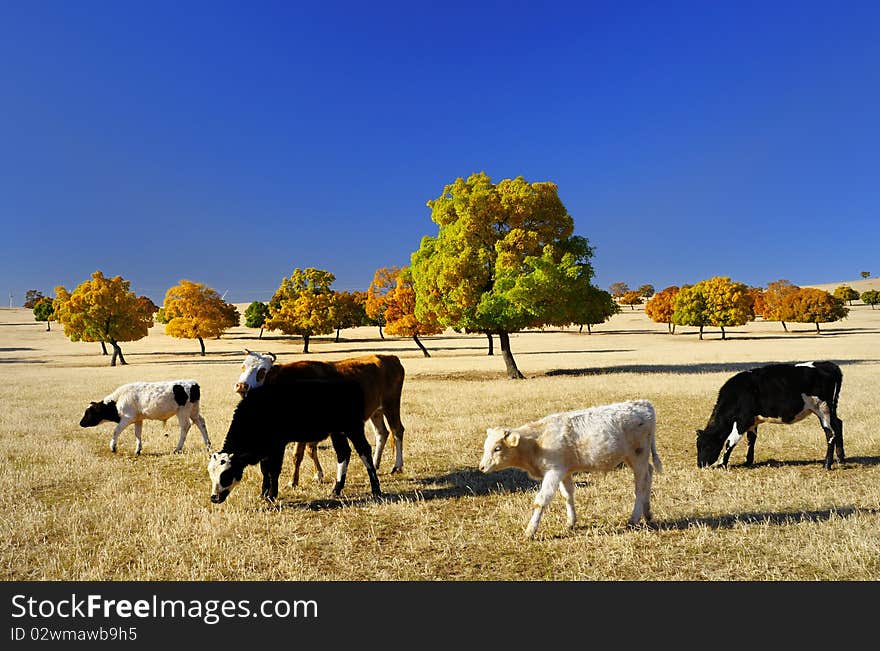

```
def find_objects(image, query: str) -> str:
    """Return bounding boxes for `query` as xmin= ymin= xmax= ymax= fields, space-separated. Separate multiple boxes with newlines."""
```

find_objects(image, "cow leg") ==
xmin=191 ymin=412 xmax=211 ymax=450
xmin=174 ymin=412 xmax=192 ymax=453
xmin=557 ymin=475 xmax=577 ymax=529
xmin=812 ymin=402 xmax=839 ymax=469
xmin=330 ymin=433 xmax=352 ymax=497
xmin=384 ymin=399 xmax=406 ymax=474
xmin=348 ymin=428 xmax=382 ymax=497
xmin=308 ymin=442 xmax=324 ymax=483
xmin=369 ymin=411 xmax=391 ymax=472
xmin=525 ymin=471 xmax=561 ymax=539
xmin=744 ymin=428 xmax=758 ymax=466
xmin=289 ymin=442 xmax=307 ymax=488
xmin=133 ymin=421 xmax=143 ymax=456
xmin=716 ymin=422 xmax=743 ymax=468
xmin=109 ymin=418 xmax=133 ymax=453
xmin=627 ymin=459 xmax=653 ymax=525
xmin=260 ymin=449 xmax=284 ymax=502
xmin=833 ymin=415 xmax=845 ymax=463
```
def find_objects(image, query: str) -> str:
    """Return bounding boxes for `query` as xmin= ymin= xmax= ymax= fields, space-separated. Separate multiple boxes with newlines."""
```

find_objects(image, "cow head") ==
xmin=208 ymin=452 xmax=247 ymax=503
xmin=479 ymin=428 xmax=520 ymax=474
xmin=234 ymin=349 xmax=277 ymax=397
xmin=696 ymin=429 xmax=724 ymax=468
xmin=79 ymin=400 xmax=120 ymax=427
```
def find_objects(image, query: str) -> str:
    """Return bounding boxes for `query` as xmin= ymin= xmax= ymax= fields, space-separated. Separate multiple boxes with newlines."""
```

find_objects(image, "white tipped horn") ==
xmin=265 ymin=352 xmax=277 ymax=361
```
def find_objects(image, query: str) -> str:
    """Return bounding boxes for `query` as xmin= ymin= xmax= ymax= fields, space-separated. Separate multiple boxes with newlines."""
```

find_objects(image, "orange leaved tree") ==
xmin=381 ymin=267 xmax=443 ymax=357
xmin=645 ymin=286 xmax=680 ymax=333
xmin=162 ymin=280 xmax=240 ymax=355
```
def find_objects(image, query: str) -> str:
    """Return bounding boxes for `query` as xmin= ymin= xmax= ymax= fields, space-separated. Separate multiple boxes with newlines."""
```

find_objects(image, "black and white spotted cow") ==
xmin=79 ymin=380 xmax=211 ymax=455
xmin=696 ymin=361 xmax=844 ymax=469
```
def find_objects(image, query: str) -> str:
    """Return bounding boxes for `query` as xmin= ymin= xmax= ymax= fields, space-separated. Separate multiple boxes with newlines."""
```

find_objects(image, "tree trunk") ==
xmin=486 ymin=332 xmax=494 ymax=356
xmin=101 ymin=341 xmax=108 ymax=356
xmin=413 ymin=335 xmax=430 ymax=357
xmin=259 ymin=327 xmax=264 ymax=339
xmin=46 ymin=321 xmax=50 ymax=331
xmin=198 ymin=337 xmax=206 ymax=356
xmin=781 ymin=321 xmax=788 ymax=332
xmin=498 ymin=331 xmax=525 ymax=379
xmin=699 ymin=325 xmax=704 ymax=341
xmin=721 ymin=325 xmax=726 ymax=340
xmin=302 ymin=334 xmax=310 ymax=354
xmin=109 ymin=340 xmax=126 ymax=366
xmin=578 ymin=325 xmax=583 ymax=333
xmin=378 ymin=326 xmax=384 ymax=340
xmin=815 ymin=322 xmax=821 ymax=333
xmin=336 ymin=328 xmax=341 ymax=343
xmin=587 ymin=323 xmax=592 ymax=334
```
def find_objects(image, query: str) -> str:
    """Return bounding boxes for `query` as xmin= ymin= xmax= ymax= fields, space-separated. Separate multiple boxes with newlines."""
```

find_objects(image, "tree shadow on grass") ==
xmin=546 ymin=359 xmax=880 ymax=377
xmin=654 ymin=505 xmax=879 ymax=532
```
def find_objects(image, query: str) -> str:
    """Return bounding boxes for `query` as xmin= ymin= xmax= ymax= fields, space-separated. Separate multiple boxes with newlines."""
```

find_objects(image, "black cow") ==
xmin=207 ymin=379 xmax=382 ymax=504
xmin=696 ymin=361 xmax=844 ymax=469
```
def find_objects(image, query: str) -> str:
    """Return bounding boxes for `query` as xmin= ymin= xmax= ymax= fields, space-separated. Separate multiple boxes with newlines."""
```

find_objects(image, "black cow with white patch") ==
xmin=79 ymin=380 xmax=211 ymax=455
xmin=207 ymin=379 xmax=381 ymax=504
xmin=696 ymin=361 xmax=844 ymax=469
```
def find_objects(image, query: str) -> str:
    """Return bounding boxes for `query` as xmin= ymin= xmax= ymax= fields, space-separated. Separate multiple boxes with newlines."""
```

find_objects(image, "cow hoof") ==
xmin=173 ymin=448 xmax=183 ymax=454
xmin=391 ymin=466 xmax=403 ymax=474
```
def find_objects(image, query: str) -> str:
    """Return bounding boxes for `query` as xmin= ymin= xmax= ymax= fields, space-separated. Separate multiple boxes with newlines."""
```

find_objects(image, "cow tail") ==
xmin=832 ymin=366 xmax=843 ymax=413
xmin=648 ymin=408 xmax=663 ymax=474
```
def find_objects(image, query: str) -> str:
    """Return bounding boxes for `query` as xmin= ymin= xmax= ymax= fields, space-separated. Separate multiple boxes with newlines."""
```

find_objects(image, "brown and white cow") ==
xmin=234 ymin=350 xmax=406 ymax=486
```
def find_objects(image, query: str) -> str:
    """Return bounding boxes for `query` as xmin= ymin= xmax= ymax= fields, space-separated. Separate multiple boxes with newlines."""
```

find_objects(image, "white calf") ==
xmin=479 ymin=399 xmax=662 ymax=538
xmin=79 ymin=380 xmax=211 ymax=455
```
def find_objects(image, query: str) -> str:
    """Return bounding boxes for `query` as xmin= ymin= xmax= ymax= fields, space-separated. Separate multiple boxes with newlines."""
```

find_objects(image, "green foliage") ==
xmin=860 ymin=289 xmax=880 ymax=308
xmin=33 ymin=297 xmax=54 ymax=329
xmin=244 ymin=301 xmax=270 ymax=329
xmin=410 ymin=172 xmax=595 ymax=377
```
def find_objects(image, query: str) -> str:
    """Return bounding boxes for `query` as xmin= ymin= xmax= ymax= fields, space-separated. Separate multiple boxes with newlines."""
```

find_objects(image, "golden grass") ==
xmin=1 ymin=304 xmax=879 ymax=581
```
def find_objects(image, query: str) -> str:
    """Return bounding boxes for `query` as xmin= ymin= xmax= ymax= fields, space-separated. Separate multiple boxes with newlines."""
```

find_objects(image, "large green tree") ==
xmin=411 ymin=172 xmax=596 ymax=378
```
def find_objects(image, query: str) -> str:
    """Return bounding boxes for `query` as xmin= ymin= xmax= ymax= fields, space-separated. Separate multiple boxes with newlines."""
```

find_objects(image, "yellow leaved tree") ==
xmin=645 ymin=285 xmax=680 ymax=333
xmin=54 ymin=271 xmax=155 ymax=366
xmin=162 ymin=280 xmax=240 ymax=356
xmin=264 ymin=268 xmax=337 ymax=353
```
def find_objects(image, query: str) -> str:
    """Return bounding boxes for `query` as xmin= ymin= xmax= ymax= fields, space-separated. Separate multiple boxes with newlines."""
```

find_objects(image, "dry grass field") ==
xmin=1 ymin=296 xmax=879 ymax=581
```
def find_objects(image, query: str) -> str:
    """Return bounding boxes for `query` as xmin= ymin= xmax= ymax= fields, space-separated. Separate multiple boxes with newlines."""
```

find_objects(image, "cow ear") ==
xmin=244 ymin=348 xmax=253 ymax=355
xmin=504 ymin=430 xmax=520 ymax=447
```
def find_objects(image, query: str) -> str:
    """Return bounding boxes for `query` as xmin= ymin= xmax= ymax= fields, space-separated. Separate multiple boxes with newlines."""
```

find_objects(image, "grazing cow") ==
xmin=208 ymin=379 xmax=382 ymax=504
xmin=234 ymin=350 xmax=406 ymax=487
xmin=696 ymin=361 xmax=844 ymax=469
xmin=80 ymin=380 xmax=211 ymax=455
xmin=479 ymin=400 xmax=661 ymax=538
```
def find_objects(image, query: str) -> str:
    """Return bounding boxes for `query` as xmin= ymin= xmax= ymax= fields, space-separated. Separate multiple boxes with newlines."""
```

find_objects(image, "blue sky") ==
xmin=1 ymin=1 xmax=877 ymax=305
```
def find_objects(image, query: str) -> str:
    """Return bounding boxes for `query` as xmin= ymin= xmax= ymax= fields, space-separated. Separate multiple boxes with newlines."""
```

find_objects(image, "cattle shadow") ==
xmin=546 ymin=359 xmax=880 ymax=377
xmin=741 ymin=455 xmax=880 ymax=469
xmin=275 ymin=467 xmax=537 ymax=512
xmin=654 ymin=505 xmax=879 ymax=532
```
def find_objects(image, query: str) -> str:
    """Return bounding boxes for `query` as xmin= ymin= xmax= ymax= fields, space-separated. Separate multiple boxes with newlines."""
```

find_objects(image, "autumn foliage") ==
xmin=54 ymin=271 xmax=154 ymax=365
xmin=162 ymin=280 xmax=239 ymax=355
xmin=645 ymin=286 xmax=680 ymax=333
